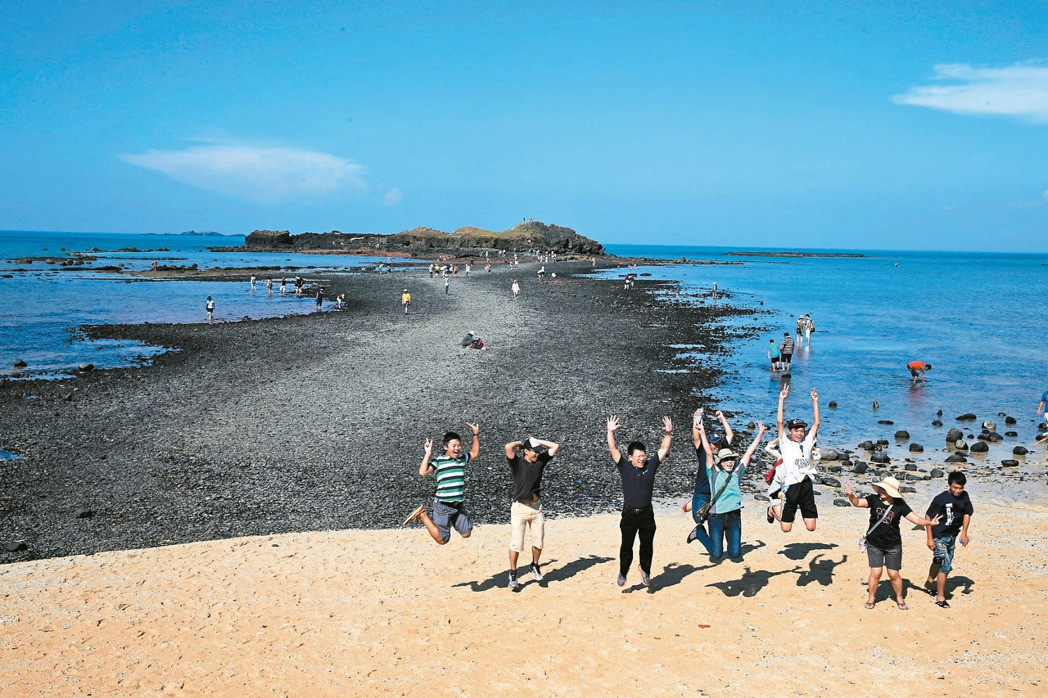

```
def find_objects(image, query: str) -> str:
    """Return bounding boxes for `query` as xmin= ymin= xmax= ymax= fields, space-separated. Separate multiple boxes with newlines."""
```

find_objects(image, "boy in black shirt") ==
xmin=923 ymin=471 xmax=974 ymax=608
xmin=504 ymin=437 xmax=561 ymax=589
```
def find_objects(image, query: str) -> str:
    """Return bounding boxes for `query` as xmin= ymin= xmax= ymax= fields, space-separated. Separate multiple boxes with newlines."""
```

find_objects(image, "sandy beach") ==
xmin=3 ymin=262 xmax=1047 ymax=694
xmin=3 ymin=500 xmax=1047 ymax=695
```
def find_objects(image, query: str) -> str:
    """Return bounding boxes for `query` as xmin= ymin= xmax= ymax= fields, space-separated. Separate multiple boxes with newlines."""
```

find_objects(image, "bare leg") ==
xmin=866 ymin=567 xmax=883 ymax=605
xmin=509 ymin=549 xmax=519 ymax=572
xmin=887 ymin=569 xmax=905 ymax=605
xmin=803 ymin=517 xmax=817 ymax=532
xmin=532 ymin=546 xmax=542 ymax=565
xmin=418 ymin=511 xmax=447 ymax=545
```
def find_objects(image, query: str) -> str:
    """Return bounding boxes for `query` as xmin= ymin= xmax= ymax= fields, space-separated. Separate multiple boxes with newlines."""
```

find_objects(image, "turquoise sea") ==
xmin=602 ymin=243 xmax=1048 ymax=485
xmin=0 ymin=230 xmax=406 ymax=378
xmin=3 ymin=231 xmax=1047 ymax=482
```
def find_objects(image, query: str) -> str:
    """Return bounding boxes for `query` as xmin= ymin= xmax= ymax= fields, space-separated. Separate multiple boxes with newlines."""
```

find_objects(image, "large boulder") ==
xmin=245 ymin=229 xmax=294 ymax=248
xmin=945 ymin=428 xmax=964 ymax=443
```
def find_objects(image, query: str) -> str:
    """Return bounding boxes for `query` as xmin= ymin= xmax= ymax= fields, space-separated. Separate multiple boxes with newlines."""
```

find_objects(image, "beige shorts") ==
xmin=509 ymin=499 xmax=545 ymax=553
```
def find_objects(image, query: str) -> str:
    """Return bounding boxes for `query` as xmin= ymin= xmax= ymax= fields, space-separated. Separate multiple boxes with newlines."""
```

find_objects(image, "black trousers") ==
xmin=619 ymin=505 xmax=657 ymax=576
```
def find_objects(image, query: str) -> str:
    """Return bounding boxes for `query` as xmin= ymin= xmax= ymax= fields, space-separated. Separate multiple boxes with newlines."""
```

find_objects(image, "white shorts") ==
xmin=509 ymin=500 xmax=545 ymax=552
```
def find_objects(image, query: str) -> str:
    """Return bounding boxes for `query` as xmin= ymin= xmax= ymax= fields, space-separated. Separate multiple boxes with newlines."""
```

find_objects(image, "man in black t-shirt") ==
xmin=504 ymin=437 xmax=561 ymax=589
xmin=923 ymin=471 xmax=974 ymax=608
xmin=607 ymin=414 xmax=673 ymax=589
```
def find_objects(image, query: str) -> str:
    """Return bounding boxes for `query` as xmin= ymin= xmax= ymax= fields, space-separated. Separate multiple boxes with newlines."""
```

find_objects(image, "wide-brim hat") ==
xmin=714 ymin=448 xmax=739 ymax=465
xmin=873 ymin=476 xmax=903 ymax=499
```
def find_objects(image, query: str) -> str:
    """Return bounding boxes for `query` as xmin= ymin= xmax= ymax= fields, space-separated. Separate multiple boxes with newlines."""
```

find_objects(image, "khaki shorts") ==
xmin=509 ymin=499 xmax=545 ymax=553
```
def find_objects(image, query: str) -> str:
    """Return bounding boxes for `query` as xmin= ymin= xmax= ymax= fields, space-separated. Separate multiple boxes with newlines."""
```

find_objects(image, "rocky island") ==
xmin=214 ymin=220 xmax=605 ymax=258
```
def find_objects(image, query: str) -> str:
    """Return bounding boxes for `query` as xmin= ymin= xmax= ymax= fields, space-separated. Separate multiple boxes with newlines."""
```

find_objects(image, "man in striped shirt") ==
xmin=402 ymin=423 xmax=480 ymax=544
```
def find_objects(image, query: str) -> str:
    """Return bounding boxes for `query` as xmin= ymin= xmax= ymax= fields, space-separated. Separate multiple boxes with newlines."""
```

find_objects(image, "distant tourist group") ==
xmin=402 ymin=383 xmax=974 ymax=609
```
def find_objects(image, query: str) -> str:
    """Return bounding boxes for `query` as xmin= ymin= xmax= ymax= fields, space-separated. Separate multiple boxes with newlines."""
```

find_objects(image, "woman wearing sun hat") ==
xmin=845 ymin=476 xmax=942 ymax=610
xmin=697 ymin=420 xmax=768 ymax=560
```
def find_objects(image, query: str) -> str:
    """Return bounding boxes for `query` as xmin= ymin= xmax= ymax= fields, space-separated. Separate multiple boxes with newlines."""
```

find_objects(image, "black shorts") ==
xmin=780 ymin=477 xmax=818 ymax=522
xmin=781 ymin=352 xmax=793 ymax=362
xmin=909 ymin=368 xmax=919 ymax=377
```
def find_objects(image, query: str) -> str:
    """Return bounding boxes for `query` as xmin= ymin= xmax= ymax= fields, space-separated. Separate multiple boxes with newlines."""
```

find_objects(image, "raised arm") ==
xmin=607 ymin=415 xmax=622 ymax=462
xmin=777 ymin=385 xmax=789 ymax=436
xmin=740 ymin=421 xmax=767 ymax=465
xmin=809 ymin=388 xmax=821 ymax=438
xmin=657 ymin=416 xmax=673 ymax=461
xmin=419 ymin=438 xmax=434 ymax=477
xmin=505 ymin=441 xmax=522 ymax=459
xmin=716 ymin=410 xmax=735 ymax=446
xmin=467 ymin=422 xmax=480 ymax=461
xmin=844 ymin=482 xmax=868 ymax=508
xmin=533 ymin=438 xmax=560 ymax=457
xmin=691 ymin=408 xmax=704 ymax=448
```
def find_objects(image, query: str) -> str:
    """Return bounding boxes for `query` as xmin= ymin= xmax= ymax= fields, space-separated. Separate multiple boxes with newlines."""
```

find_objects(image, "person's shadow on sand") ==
xmin=777 ymin=541 xmax=838 ymax=561
xmin=452 ymin=555 xmax=612 ymax=593
xmin=707 ymin=566 xmax=799 ymax=598
xmin=795 ymin=553 xmax=847 ymax=587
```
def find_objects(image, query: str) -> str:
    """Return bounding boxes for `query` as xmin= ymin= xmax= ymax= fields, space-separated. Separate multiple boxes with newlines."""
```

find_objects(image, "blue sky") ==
xmin=2 ymin=1 xmax=1048 ymax=251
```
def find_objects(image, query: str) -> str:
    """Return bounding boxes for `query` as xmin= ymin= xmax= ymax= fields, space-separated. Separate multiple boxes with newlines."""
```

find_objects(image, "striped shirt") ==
xmin=432 ymin=452 xmax=470 ymax=502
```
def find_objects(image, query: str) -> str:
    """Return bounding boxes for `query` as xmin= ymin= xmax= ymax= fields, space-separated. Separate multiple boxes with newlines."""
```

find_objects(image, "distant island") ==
xmin=216 ymin=221 xmax=605 ymax=258
xmin=726 ymin=251 xmax=865 ymax=258
xmin=179 ymin=231 xmax=230 ymax=237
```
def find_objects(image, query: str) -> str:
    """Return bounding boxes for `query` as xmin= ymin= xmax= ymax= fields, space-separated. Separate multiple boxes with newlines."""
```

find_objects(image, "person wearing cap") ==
xmin=402 ymin=423 xmax=481 ymax=545
xmin=907 ymin=360 xmax=931 ymax=385
xmin=771 ymin=384 xmax=820 ymax=532
xmin=845 ymin=477 xmax=942 ymax=610
xmin=696 ymin=420 xmax=768 ymax=560
xmin=683 ymin=408 xmax=735 ymax=553
xmin=503 ymin=437 xmax=561 ymax=589
xmin=401 ymin=288 xmax=411 ymax=314
xmin=606 ymin=414 xmax=673 ymax=588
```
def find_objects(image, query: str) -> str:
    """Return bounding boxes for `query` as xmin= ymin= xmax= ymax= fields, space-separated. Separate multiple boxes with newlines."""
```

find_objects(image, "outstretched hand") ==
xmin=693 ymin=408 xmax=703 ymax=428
xmin=607 ymin=415 xmax=621 ymax=433
xmin=662 ymin=416 xmax=673 ymax=433
xmin=810 ymin=388 xmax=819 ymax=401
xmin=467 ymin=422 xmax=480 ymax=435
xmin=780 ymin=385 xmax=790 ymax=400
xmin=423 ymin=437 xmax=433 ymax=453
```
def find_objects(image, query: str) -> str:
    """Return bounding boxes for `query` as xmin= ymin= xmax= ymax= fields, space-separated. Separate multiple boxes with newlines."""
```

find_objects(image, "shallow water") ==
xmin=1 ymin=231 xmax=415 ymax=377
xmin=603 ymin=245 xmax=1048 ymax=497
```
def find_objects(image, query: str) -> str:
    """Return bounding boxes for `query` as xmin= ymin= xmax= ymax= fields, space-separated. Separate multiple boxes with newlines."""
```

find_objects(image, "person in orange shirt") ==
xmin=907 ymin=360 xmax=932 ymax=385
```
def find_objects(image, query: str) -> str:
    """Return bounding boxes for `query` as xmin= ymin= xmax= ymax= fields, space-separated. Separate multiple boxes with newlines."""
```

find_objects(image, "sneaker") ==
xmin=508 ymin=571 xmax=519 ymax=589
xmin=686 ymin=526 xmax=699 ymax=544
xmin=640 ymin=569 xmax=651 ymax=587
xmin=530 ymin=563 xmax=543 ymax=582
xmin=616 ymin=573 xmax=626 ymax=587
xmin=401 ymin=504 xmax=424 ymax=526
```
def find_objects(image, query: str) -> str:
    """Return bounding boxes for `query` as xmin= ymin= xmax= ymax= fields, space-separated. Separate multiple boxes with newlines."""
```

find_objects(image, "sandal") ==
xmin=864 ymin=601 xmax=875 ymax=610
xmin=934 ymin=600 xmax=950 ymax=608
xmin=896 ymin=601 xmax=909 ymax=611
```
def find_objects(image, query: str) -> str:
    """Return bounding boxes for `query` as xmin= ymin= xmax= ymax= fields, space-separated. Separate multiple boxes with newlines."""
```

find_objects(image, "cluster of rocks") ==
xmin=239 ymin=220 xmax=606 ymax=258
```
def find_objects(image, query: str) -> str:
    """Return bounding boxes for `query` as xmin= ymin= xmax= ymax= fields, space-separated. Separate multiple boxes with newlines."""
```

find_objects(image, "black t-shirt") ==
xmin=926 ymin=490 xmax=974 ymax=538
xmin=693 ymin=446 xmax=711 ymax=495
xmin=616 ymin=453 xmax=661 ymax=508
xmin=864 ymin=494 xmax=913 ymax=550
xmin=508 ymin=452 xmax=553 ymax=502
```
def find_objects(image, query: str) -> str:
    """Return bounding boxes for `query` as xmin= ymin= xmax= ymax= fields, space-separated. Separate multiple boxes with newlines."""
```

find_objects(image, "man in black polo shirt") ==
xmin=607 ymin=414 xmax=673 ymax=588
xmin=504 ymin=436 xmax=561 ymax=589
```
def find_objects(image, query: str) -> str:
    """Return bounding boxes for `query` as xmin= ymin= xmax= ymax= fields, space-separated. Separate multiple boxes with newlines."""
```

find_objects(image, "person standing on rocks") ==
xmin=504 ymin=437 xmax=561 ymax=589
xmin=770 ymin=384 xmax=820 ymax=532
xmin=923 ymin=471 xmax=974 ymax=608
xmin=205 ymin=295 xmax=215 ymax=323
xmin=780 ymin=332 xmax=795 ymax=372
xmin=315 ymin=287 xmax=324 ymax=311
xmin=607 ymin=414 xmax=672 ymax=588
xmin=402 ymin=424 xmax=480 ymax=545
xmin=401 ymin=288 xmax=411 ymax=315
xmin=444 ymin=274 xmax=451 ymax=296
xmin=511 ymin=279 xmax=520 ymax=300
xmin=845 ymin=477 xmax=941 ymax=610
xmin=907 ymin=360 xmax=931 ymax=385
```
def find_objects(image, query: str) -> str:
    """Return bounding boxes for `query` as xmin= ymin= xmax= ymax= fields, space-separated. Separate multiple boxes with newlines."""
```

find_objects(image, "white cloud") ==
xmin=120 ymin=144 xmax=369 ymax=203
xmin=383 ymin=187 xmax=403 ymax=206
xmin=893 ymin=62 xmax=1048 ymax=123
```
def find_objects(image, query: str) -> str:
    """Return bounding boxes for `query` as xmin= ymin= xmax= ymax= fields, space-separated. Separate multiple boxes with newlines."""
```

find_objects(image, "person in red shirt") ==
xmin=907 ymin=360 xmax=931 ymax=385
